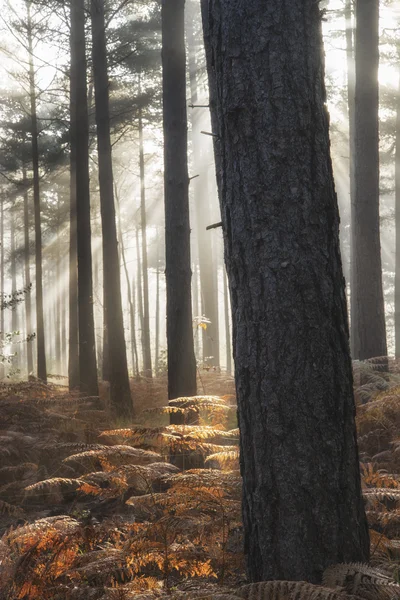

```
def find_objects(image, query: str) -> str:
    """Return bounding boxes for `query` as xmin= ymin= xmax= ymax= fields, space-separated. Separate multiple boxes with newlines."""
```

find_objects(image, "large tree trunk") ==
xmin=27 ymin=0 xmax=46 ymax=383
xmin=201 ymin=0 xmax=370 ymax=582
xmin=22 ymin=166 xmax=34 ymax=376
xmin=68 ymin=69 xmax=80 ymax=389
xmin=138 ymin=103 xmax=152 ymax=377
xmin=91 ymin=0 xmax=132 ymax=418
xmin=70 ymin=0 xmax=99 ymax=398
xmin=162 ymin=0 xmax=197 ymax=400
xmin=352 ymin=0 xmax=387 ymax=360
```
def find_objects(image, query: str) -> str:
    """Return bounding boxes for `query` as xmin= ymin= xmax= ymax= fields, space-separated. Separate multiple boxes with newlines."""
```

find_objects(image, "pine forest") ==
xmin=1 ymin=0 xmax=400 ymax=599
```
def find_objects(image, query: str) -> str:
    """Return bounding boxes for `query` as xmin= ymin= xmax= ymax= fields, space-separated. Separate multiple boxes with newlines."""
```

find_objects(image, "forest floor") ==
xmin=0 ymin=364 xmax=400 ymax=600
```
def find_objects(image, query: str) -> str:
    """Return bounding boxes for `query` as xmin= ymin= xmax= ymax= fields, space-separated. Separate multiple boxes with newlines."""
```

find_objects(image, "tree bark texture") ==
xmin=0 ymin=196 xmax=5 ymax=379
xmin=201 ymin=0 xmax=370 ymax=582
xmin=27 ymin=0 xmax=47 ymax=383
xmin=162 ymin=0 xmax=197 ymax=400
xmin=70 ymin=0 xmax=99 ymax=398
xmin=91 ymin=0 xmax=133 ymax=418
xmin=352 ymin=0 xmax=387 ymax=360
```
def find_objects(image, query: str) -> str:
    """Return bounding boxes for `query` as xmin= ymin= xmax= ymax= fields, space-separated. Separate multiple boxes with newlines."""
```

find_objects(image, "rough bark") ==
xmin=27 ymin=0 xmax=46 ymax=383
xmin=138 ymin=103 xmax=152 ymax=377
xmin=352 ymin=0 xmax=387 ymax=360
xmin=201 ymin=0 xmax=369 ymax=582
xmin=162 ymin=0 xmax=197 ymax=400
xmin=71 ymin=0 xmax=99 ymax=397
xmin=91 ymin=0 xmax=132 ymax=418
xmin=22 ymin=167 xmax=34 ymax=376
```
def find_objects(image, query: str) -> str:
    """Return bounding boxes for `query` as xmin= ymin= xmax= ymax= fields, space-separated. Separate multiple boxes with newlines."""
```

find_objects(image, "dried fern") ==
xmin=323 ymin=562 xmax=400 ymax=599
xmin=237 ymin=581 xmax=354 ymax=600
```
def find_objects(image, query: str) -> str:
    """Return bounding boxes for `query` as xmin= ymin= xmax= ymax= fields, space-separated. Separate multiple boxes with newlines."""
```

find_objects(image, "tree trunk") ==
xmin=155 ymin=228 xmax=160 ymax=375
xmin=10 ymin=202 xmax=18 ymax=370
xmin=0 ymin=195 xmax=5 ymax=379
xmin=201 ymin=0 xmax=369 ymax=582
xmin=138 ymin=103 xmax=152 ymax=377
xmin=91 ymin=0 xmax=132 ymax=418
xmin=23 ymin=167 xmax=34 ymax=376
xmin=345 ymin=0 xmax=357 ymax=356
xmin=162 ymin=0 xmax=197 ymax=400
xmin=223 ymin=267 xmax=231 ymax=374
xmin=70 ymin=0 xmax=99 ymax=398
xmin=68 ymin=66 xmax=80 ymax=389
xmin=136 ymin=226 xmax=144 ymax=372
xmin=187 ymin=5 xmax=220 ymax=368
xmin=115 ymin=184 xmax=139 ymax=378
xmin=395 ymin=66 xmax=400 ymax=358
xmin=27 ymin=0 xmax=46 ymax=383
xmin=352 ymin=0 xmax=387 ymax=360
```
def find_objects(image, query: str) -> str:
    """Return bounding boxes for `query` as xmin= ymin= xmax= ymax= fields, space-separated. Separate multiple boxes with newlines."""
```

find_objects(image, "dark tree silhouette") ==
xmin=162 ymin=0 xmax=196 ymax=400
xmin=201 ymin=0 xmax=370 ymax=582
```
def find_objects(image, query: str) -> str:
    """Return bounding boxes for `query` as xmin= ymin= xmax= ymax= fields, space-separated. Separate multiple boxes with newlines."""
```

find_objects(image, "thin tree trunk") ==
xmin=162 ymin=0 xmax=197 ymax=399
xmin=193 ymin=262 xmax=201 ymax=360
xmin=345 ymin=0 xmax=357 ymax=355
xmin=352 ymin=0 xmax=387 ymax=360
xmin=27 ymin=0 xmax=46 ymax=383
xmin=70 ymin=0 xmax=99 ymax=397
xmin=55 ymin=222 xmax=61 ymax=374
xmin=115 ymin=184 xmax=139 ymax=378
xmin=0 ymin=195 xmax=5 ymax=379
xmin=138 ymin=102 xmax=152 ymax=377
xmin=68 ymin=65 xmax=80 ymax=389
xmin=22 ymin=166 xmax=34 ymax=376
xmin=91 ymin=0 xmax=132 ymax=417
xmin=10 ymin=203 xmax=18 ymax=370
xmin=223 ymin=267 xmax=231 ymax=374
xmin=155 ymin=228 xmax=160 ymax=375
xmin=395 ymin=66 xmax=400 ymax=358
xmin=136 ymin=226 xmax=144 ymax=372
xmin=201 ymin=0 xmax=369 ymax=581
xmin=187 ymin=6 xmax=219 ymax=367
xmin=131 ymin=276 xmax=139 ymax=377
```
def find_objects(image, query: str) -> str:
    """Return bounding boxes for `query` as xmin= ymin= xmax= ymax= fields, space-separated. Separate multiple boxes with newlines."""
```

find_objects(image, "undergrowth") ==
xmin=1 ymin=366 xmax=400 ymax=599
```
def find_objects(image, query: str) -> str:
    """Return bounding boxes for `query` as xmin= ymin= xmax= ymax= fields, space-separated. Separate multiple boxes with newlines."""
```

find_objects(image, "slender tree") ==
xmin=27 ymin=0 xmax=46 ymax=382
xmin=201 ymin=0 xmax=369 ymax=582
xmin=71 ymin=0 xmax=99 ymax=397
xmin=187 ymin=4 xmax=220 ymax=367
xmin=138 ymin=102 xmax=152 ymax=377
xmin=22 ymin=166 xmax=33 ymax=376
xmin=68 ymin=52 xmax=80 ymax=389
xmin=223 ymin=268 xmax=231 ymax=374
xmin=395 ymin=64 xmax=400 ymax=357
xmin=352 ymin=0 xmax=387 ymax=360
xmin=162 ymin=0 xmax=197 ymax=399
xmin=91 ymin=0 xmax=133 ymax=417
